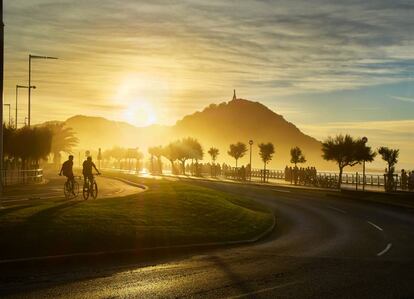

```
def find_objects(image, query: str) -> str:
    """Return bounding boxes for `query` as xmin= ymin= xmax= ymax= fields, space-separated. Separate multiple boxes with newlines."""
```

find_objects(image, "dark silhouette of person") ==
xmin=82 ymin=156 xmax=100 ymax=187
xmin=401 ymin=169 xmax=408 ymax=190
xmin=60 ymin=155 xmax=75 ymax=194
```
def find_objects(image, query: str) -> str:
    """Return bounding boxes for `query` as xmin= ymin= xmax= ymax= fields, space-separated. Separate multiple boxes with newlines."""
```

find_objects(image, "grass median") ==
xmin=0 ymin=173 xmax=274 ymax=260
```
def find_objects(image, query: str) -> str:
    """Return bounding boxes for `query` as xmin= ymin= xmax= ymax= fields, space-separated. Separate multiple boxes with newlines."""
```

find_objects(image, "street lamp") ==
xmin=3 ymin=103 xmax=10 ymax=126
xmin=28 ymin=54 xmax=58 ymax=127
xmin=362 ymin=136 xmax=368 ymax=191
xmin=16 ymin=84 xmax=36 ymax=128
xmin=249 ymin=140 xmax=253 ymax=181
xmin=1 ymin=0 xmax=4 ymax=200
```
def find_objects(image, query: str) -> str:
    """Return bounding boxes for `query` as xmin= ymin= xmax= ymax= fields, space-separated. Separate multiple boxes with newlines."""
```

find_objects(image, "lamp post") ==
xmin=3 ymin=103 xmax=10 ymax=126
xmin=0 ymin=0 xmax=4 ymax=200
xmin=362 ymin=136 xmax=368 ymax=191
xmin=28 ymin=54 xmax=58 ymax=127
xmin=16 ymin=85 xmax=36 ymax=128
xmin=249 ymin=140 xmax=253 ymax=181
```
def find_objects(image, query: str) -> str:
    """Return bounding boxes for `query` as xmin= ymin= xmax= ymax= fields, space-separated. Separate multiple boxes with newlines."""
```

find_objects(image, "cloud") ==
xmin=3 ymin=0 xmax=414 ymax=126
xmin=390 ymin=95 xmax=414 ymax=103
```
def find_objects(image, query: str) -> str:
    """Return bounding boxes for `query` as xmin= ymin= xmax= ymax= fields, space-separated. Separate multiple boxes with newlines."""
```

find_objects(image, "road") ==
xmin=1 ymin=179 xmax=414 ymax=298
xmin=1 ymin=175 xmax=142 ymax=204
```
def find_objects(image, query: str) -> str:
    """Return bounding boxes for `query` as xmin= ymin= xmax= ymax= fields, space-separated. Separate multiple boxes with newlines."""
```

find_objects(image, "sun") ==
xmin=115 ymin=73 xmax=167 ymax=126
xmin=122 ymin=102 xmax=157 ymax=127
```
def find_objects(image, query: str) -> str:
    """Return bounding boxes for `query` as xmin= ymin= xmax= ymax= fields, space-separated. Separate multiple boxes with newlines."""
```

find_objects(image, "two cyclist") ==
xmin=60 ymin=155 xmax=100 ymax=194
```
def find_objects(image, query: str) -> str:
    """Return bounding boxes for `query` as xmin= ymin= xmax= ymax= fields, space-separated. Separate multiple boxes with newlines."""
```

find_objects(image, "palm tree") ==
xmin=208 ymin=147 xmax=219 ymax=176
xmin=378 ymin=146 xmax=399 ymax=191
xmin=228 ymin=142 xmax=247 ymax=168
xmin=258 ymin=143 xmax=275 ymax=182
xmin=44 ymin=122 xmax=79 ymax=165
xmin=378 ymin=147 xmax=399 ymax=174
xmin=322 ymin=134 xmax=375 ymax=188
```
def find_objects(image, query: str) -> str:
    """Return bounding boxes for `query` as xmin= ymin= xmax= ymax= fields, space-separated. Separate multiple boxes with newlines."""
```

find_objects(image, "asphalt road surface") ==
xmin=1 ymin=179 xmax=414 ymax=298
xmin=1 ymin=175 xmax=141 ymax=204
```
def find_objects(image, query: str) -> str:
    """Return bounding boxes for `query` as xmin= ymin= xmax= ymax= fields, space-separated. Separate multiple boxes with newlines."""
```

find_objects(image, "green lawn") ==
xmin=0 ymin=173 xmax=273 ymax=260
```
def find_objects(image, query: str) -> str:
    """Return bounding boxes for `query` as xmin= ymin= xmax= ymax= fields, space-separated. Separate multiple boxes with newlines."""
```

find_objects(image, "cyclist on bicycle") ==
xmin=82 ymin=156 xmax=100 ymax=187
xmin=60 ymin=155 xmax=75 ymax=195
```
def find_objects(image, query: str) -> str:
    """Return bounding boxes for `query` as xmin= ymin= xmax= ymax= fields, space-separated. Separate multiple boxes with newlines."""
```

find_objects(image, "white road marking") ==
xmin=377 ymin=243 xmax=392 ymax=256
xmin=326 ymin=205 xmax=347 ymax=214
xmin=367 ymin=221 xmax=383 ymax=231
xmin=274 ymin=189 xmax=291 ymax=193
xmin=226 ymin=281 xmax=299 ymax=299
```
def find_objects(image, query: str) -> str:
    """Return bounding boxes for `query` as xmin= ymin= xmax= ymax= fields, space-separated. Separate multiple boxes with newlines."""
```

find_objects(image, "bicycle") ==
xmin=63 ymin=177 xmax=79 ymax=199
xmin=83 ymin=174 xmax=99 ymax=200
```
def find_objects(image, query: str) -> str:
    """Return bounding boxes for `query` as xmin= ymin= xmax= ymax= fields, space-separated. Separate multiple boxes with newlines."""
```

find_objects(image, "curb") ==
xmin=104 ymin=176 xmax=149 ymax=191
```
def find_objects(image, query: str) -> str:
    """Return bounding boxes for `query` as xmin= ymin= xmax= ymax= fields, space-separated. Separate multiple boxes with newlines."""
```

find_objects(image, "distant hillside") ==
xmin=55 ymin=98 xmax=335 ymax=169
xmin=64 ymin=115 xmax=171 ymax=150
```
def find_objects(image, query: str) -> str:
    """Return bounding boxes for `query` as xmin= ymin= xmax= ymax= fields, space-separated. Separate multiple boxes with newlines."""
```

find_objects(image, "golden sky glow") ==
xmin=3 ymin=1 xmax=414 ymax=168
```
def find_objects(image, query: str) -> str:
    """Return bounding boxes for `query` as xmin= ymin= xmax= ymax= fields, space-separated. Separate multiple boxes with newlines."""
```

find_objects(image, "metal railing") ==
xmin=1 ymin=169 xmax=43 ymax=186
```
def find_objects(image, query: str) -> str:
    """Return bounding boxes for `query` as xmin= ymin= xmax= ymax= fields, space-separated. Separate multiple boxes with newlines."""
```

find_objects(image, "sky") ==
xmin=3 ymin=0 xmax=414 ymax=168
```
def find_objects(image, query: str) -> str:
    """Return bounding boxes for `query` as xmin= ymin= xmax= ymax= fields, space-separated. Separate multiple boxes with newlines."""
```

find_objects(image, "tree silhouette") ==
xmin=148 ymin=146 xmax=156 ymax=174
xmin=378 ymin=146 xmax=399 ymax=191
xmin=106 ymin=146 xmax=127 ymax=169
xmin=3 ymin=125 xmax=16 ymax=159
xmin=174 ymin=137 xmax=203 ymax=175
xmin=6 ymin=126 xmax=52 ymax=169
xmin=208 ymin=147 xmax=219 ymax=176
xmin=162 ymin=142 xmax=179 ymax=174
xmin=258 ymin=142 xmax=275 ymax=182
xmin=208 ymin=147 xmax=219 ymax=162
xmin=44 ymin=122 xmax=79 ymax=165
xmin=228 ymin=142 xmax=247 ymax=168
xmin=149 ymin=146 xmax=163 ymax=174
xmin=31 ymin=127 xmax=53 ymax=168
xmin=322 ymin=134 xmax=375 ymax=188
xmin=185 ymin=137 xmax=203 ymax=175
xmin=153 ymin=146 xmax=164 ymax=174
xmin=378 ymin=147 xmax=399 ymax=174
xmin=290 ymin=146 xmax=306 ymax=167
xmin=125 ymin=148 xmax=142 ymax=171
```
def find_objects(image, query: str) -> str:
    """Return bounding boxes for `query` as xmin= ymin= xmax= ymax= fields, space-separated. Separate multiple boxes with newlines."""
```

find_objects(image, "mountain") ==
xmin=60 ymin=98 xmax=335 ymax=169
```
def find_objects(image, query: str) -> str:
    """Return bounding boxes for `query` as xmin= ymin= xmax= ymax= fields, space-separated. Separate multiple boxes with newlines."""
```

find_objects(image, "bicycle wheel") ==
xmin=64 ymin=182 xmax=71 ymax=199
xmin=73 ymin=181 xmax=79 ymax=198
xmin=91 ymin=182 xmax=98 ymax=199
xmin=82 ymin=183 xmax=90 ymax=200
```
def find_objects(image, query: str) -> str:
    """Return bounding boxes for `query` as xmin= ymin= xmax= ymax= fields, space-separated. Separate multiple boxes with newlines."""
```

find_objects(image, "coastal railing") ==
xmin=1 ymin=169 xmax=44 ymax=186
